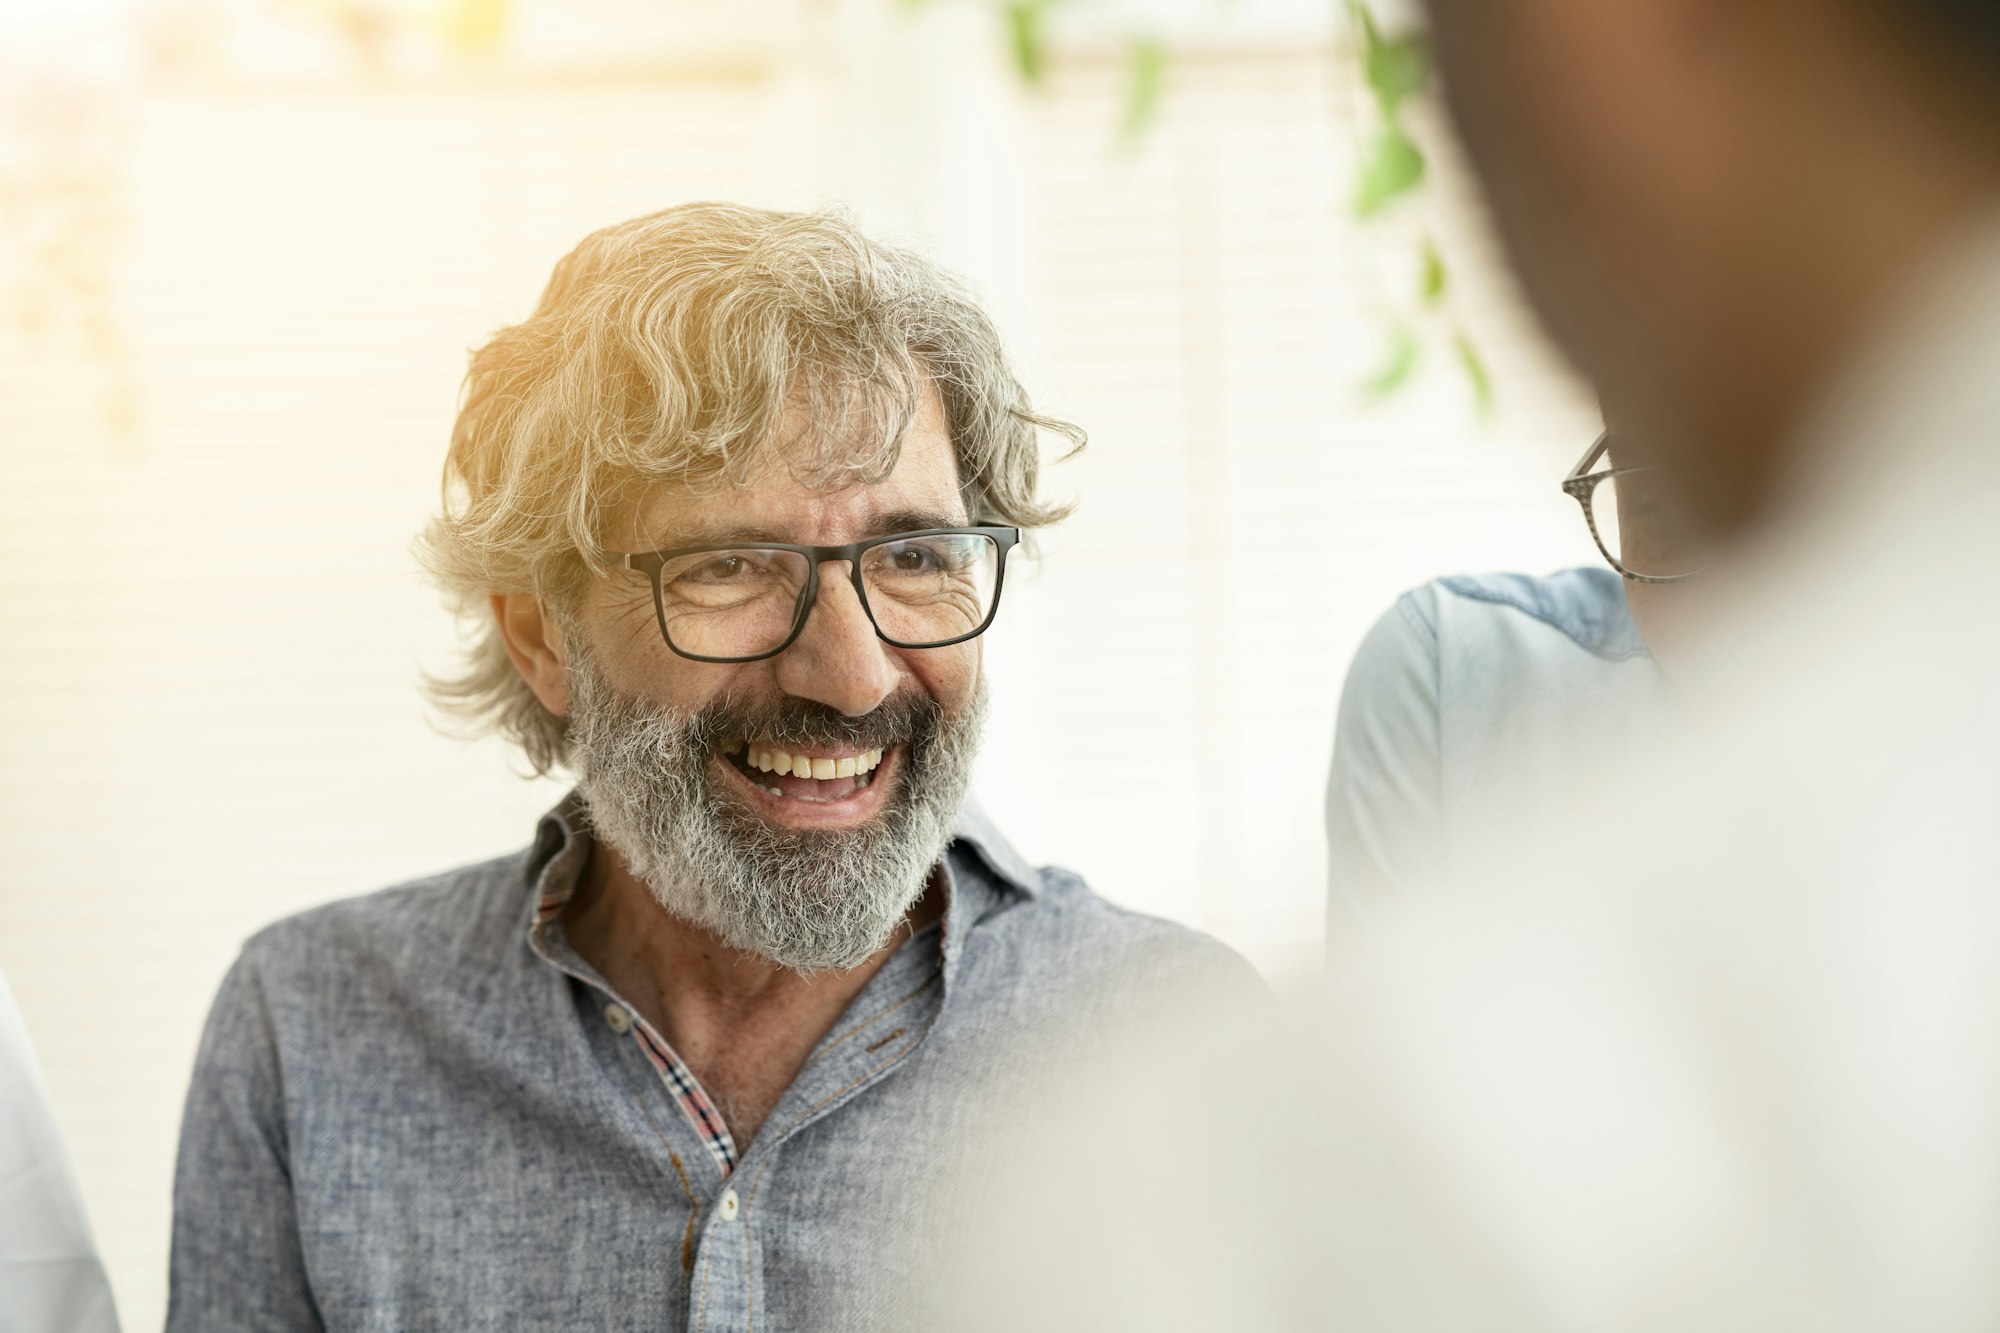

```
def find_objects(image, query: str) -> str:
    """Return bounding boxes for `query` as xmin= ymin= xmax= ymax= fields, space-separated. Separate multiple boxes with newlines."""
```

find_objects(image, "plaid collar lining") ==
xmin=528 ymin=807 xmax=740 ymax=1178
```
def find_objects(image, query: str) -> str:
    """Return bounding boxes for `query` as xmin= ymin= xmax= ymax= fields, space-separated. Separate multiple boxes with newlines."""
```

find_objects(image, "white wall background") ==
xmin=0 ymin=1 xmax=1599 ymax=1325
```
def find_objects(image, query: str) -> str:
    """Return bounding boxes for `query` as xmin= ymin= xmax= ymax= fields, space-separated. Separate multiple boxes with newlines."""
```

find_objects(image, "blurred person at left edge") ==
xmin=164 ymin=203 xmax=1253 ymax=1333
xmin=0 ymin=966 xmax=120 ymax=1333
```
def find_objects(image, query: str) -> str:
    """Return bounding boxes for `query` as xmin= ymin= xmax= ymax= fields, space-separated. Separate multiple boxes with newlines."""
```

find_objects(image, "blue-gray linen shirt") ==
xmin=168 ymin=796 xmax=1249 ymax=1332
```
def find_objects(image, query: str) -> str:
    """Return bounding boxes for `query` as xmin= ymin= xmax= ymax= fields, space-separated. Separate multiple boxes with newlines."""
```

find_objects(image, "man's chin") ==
xmin=746 ymin=928 xmax=909 ymax=976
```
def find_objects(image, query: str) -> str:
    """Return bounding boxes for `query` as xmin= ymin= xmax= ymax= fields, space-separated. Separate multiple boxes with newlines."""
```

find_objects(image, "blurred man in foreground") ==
xmin=166 ymin=203 xmax=1247 ymax=1332
xmin=947 ymin=1 xmax=2000 ymax=1328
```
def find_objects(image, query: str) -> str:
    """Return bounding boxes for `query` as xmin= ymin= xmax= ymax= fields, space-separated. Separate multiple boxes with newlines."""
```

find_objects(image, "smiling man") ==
xmin=165 ymin=203 xmax=1250 ymax=1333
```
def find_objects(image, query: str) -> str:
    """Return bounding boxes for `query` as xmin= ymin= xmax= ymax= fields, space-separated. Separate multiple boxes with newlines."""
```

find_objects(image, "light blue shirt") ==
xmin=1325 ymin=569 xmax=1669 ymax=912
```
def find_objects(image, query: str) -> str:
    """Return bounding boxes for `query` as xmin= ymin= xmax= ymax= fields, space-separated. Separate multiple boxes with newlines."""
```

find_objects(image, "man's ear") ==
xmin=493 ymin=593 xmax=571 ymax=717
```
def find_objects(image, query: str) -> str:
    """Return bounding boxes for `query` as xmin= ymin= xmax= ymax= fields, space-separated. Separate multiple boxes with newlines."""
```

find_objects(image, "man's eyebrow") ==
xmin=868 ymin=507 xmax=970 ymax=535
xmin=647 ymin=523 xmax=788 ymax=550
xmin=644 ymin=509 xmax=973 ymax=551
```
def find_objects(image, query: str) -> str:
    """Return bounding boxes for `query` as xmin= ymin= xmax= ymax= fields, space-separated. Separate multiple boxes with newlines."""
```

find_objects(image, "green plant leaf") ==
xmin=1355 ymin=122 xmax=1426 ymax=216
xmin=1006 ymin=1 xmax=1052 ymax=86
xmin=1420 ymin=237 xmax=1447 ymax=306
xmin=1345 ymin=0 xmax=1381 ymax=49
xmin=1454 ymin=330 xmax=1496 ymax=415
xmin=1364 ymin=326 xmax=1422 ymax=399
xmin=1348 ymin=1 xmax=1430 ymax=117
xmin=1366 ymin=31 xmax=1430 ymax=117
xmin=1119 ymin=37 xmax=1167 ymax=145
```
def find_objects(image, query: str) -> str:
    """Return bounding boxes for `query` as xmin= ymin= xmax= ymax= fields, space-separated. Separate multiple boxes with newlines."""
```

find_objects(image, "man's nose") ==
xmin=772 ymin=564 xmax=900 ymax=717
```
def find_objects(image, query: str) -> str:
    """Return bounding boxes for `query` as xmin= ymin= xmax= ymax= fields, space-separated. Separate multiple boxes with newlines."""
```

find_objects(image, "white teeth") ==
xmin=740 ymin=743 xmax=888 ymax=787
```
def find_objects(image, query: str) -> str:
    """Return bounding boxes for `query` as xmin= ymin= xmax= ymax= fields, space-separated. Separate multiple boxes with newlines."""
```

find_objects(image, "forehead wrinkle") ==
xmin=627 ymin=430 xmax=964 ymax=550
xmin=770 ymin=419 xmax=905 ymax=497
xmin=594 ymin=417 xmax=890 ymax=547
xmin=770 ymin=365 xmax=960 ymax=494
xmin=603 ymin=365 xmax=963 ymax=553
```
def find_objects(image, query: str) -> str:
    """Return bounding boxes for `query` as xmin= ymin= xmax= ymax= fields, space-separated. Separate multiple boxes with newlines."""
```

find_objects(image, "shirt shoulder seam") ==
xmin=1435 ymin=573 xmax=1654 ymax=663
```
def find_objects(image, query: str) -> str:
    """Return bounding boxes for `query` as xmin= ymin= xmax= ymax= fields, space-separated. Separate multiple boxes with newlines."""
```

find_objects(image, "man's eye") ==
xmin=699 ymin=556 xmax=749 ymax=580
xmin=889 ymin=547 xmax=939 ymax=572
xmin=670 ymin=553 xmax=770 ymax=591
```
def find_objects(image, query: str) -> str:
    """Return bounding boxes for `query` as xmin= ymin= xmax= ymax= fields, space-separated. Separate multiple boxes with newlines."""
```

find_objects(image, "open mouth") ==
xmin=720 ymin=739 xmax=891 ymax=805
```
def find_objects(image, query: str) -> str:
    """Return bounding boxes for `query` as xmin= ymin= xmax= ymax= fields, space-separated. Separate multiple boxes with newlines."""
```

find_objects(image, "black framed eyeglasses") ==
xmin=1561 ymin=430 xmax=1701 ymax=583
xmin=616 ymin=526 xmax=1021 ymax=664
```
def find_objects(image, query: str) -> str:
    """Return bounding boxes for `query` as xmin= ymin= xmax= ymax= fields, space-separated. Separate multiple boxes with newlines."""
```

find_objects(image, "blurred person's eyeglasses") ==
xmin=618 ymin=526 xmax=1021 ymax=663
xmin=1562 ymin=431 xmax=1702 ymax=583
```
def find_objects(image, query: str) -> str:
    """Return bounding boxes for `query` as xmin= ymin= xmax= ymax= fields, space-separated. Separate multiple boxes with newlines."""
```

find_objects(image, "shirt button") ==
xmin=718 ymin=1188 xmax=739 ymax=1221
xmin=604 ymin=1003 xmax=632 ymax=1034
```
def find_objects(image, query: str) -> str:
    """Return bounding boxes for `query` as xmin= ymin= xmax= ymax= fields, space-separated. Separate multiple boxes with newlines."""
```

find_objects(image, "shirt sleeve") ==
xmin=1325 ymin=588 xmax=1447 ymax=921
xmin=167 ymin=950 xmax=323 ymax=1332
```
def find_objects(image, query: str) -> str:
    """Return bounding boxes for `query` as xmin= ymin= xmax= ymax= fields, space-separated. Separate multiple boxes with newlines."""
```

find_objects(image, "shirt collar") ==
xmin=525 ymin=790 xmax=592 ymax=927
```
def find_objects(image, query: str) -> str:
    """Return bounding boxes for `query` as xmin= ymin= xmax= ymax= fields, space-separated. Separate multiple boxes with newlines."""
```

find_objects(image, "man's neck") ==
xmin=560 ymin=847 xmax=944 ymax=1149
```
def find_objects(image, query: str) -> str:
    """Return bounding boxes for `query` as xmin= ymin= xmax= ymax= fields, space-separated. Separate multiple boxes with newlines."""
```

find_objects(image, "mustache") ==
xmin=686 ymin=692 xmax=942 ymax=754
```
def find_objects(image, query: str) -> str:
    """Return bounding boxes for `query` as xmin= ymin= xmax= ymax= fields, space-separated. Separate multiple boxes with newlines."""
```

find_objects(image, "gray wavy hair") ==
xmin=417 ymin=202 xmax=1083 ymax=775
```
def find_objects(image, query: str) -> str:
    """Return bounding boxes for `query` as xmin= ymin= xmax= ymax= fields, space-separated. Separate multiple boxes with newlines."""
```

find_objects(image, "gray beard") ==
xmin=563 ymin=648 xmax=986 ymax=972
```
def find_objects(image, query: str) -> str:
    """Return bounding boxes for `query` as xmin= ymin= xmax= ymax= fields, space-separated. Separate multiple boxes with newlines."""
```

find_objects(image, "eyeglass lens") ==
xmin=1587 ymin=469 xmax=1703 ymax=581
xmin=655 ymin=533 xmax=1003 ymax=659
